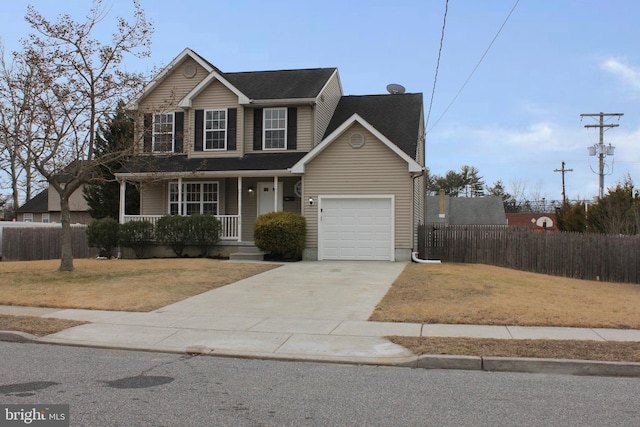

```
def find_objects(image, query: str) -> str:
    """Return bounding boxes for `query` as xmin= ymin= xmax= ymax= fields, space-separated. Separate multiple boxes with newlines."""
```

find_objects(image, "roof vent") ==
xmin=386 ymin=83 xmax=405 ymax=95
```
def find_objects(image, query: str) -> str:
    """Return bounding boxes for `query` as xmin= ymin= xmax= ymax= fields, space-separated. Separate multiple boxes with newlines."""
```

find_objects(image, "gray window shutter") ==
xmin=174 ymin=111 xmax=184 ymax=153
xmin=227 ymin=108 xmax=237 ymax=151
xmin=287 ymin=107 xmax=297 ymax=150
xmin=194 ymin=109 xmax=204 ymax=151
xmin=143 ymin=113 xmax=152 ymax=153
xmin=253 ymin=108 xmax=263 ymax=151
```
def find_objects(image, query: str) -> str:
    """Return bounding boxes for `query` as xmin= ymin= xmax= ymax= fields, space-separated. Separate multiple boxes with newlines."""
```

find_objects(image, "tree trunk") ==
xmin=58 ymin=193 xmax=74 ymax=272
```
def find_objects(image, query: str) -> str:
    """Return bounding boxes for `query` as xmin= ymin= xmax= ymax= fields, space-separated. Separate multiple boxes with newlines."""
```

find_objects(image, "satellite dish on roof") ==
xmin=386 ymin=83 xmax=406 ymax=95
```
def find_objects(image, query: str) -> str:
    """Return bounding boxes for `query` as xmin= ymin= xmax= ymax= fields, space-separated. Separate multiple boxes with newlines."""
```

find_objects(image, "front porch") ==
xmin=118 ymin=175 xmax=302 ymax=244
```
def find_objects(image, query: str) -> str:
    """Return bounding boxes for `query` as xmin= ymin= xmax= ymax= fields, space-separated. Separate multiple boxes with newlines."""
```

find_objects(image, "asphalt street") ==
xmin=1 ymin=342 xmax=639 ymax=426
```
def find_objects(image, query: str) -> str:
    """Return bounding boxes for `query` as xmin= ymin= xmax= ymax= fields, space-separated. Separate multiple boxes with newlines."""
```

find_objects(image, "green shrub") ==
xmin=186 ymin=214 xmax=221 ymax=257
xmin=119 ymin=220 xmax=154 ymax=259
xmin=155 ymin=215 xmax=190 ymax=257
xmin=254 ymin=211 xmax=306 ymax=260
xmin=86 ymin=217 xmax=120 ymax=257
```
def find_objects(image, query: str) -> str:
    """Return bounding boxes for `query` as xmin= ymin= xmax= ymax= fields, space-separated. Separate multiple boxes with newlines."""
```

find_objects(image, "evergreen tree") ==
xmin=84 ymin=101 xmax=140 ymax=220
xmin=586 ymin=176 xmax=640 ymax=235
xmin=555 ymin=201 xmax=587 ymax=232
xmin=486 ymin=179 xmax=518 ymax=212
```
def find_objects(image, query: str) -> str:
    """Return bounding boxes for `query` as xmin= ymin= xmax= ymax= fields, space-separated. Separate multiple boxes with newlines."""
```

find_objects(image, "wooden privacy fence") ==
xmin=1 ymin=225 xmax=98 ymax=261
xmin=420 ymin=224 xmax=640 ymax=284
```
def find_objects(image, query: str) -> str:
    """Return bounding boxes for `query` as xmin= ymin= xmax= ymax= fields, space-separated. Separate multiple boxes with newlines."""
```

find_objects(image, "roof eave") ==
xmin=178 ymin=71 xmax=251 ymax=108
xmin=115 ymin=169 xmax=300 ymax=180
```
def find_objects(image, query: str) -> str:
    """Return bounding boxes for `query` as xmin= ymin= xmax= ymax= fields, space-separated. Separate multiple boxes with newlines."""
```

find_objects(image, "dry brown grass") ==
xmin=389 ymin=336 xmax=640 ymax=362
xmin=0 ymin=315 xmax=86 ymax=337
xmin=0 ymin=258 xmax=279 ymax=312
xmin=370 ymin=263 xmax=640 ymax=329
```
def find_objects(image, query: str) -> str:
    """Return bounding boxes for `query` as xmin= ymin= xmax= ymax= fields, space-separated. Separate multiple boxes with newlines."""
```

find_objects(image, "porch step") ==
xmin=228 ymin=246 xmax=266 ymax=261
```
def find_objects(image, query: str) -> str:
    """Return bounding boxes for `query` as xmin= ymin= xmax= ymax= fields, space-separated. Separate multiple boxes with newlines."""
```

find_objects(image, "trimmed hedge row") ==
xmin=86 ymin=214 xmax=220 ymax=258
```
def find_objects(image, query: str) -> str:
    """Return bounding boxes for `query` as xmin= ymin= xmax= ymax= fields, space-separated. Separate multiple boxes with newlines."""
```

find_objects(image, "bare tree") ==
xmin=9 ymin=0 xmax=152 ymax=271
xmin=0 ymin=43 xmax=42 ymax=210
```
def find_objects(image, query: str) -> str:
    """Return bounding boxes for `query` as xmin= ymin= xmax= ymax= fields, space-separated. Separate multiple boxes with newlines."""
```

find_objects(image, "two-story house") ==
xmin=116 ymin=48 xmax=425 ymax=261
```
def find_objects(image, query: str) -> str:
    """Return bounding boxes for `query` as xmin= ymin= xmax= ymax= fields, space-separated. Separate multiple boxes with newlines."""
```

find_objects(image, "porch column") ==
xmin=237 ymin=176 xmax=242 ymax=242
xmin=273 ymin=176 xmax=279 ymax=212
xmin=177 ymin=177 xmax=183 ymax=216
xmin=119 ymin=180 xmax=126 ymax=224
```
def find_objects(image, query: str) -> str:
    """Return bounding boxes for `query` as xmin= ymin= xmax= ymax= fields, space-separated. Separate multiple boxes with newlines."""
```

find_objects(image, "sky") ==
xmin=2 ymin=0 xmax=640 ymax=205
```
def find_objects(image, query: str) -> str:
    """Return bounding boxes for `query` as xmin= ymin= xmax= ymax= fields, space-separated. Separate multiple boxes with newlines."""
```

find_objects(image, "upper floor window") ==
xmin=153 ymin=113 xmax=174 ymax=152
xmin=205 ymin=110 xmax=227 ymax=150
xmin=264 ymin=108 xmax=287 ymax=150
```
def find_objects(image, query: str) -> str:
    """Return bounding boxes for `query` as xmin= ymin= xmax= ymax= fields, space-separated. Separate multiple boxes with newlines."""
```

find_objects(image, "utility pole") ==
xmin=554 ymin=161 xmax=573 ymax=204
xmin=580 ymin=112 xmax=623 ymax=199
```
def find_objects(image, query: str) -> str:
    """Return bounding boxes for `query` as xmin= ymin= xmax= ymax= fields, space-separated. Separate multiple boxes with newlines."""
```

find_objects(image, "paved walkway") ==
xmin=2 ymin=261 xmax=640 ymax=375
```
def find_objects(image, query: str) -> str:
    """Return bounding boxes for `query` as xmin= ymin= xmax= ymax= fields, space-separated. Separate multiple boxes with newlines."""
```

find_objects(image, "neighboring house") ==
xmin=506 ymin=213 xmax=557 ymax=231
xmin=14 ymin=187 xmax=92 ymax=225
xmin=426 ymin=193 xmax=507 ymax=226
xmin=116 ymin=48 xmax=425 ymax=261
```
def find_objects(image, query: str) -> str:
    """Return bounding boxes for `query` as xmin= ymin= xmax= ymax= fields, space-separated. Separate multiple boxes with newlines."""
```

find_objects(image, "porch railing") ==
xmin=122 ymin=214 xmax=239 ymax=241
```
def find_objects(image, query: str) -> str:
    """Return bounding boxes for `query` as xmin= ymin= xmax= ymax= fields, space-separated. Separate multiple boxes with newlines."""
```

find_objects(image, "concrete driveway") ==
xmin=157 ymin=261 xmax=407 ymax=320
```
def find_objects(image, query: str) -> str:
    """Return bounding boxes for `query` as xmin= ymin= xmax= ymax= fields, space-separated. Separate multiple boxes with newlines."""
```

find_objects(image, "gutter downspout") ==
xmin=410 ymin=173 xmax=442 ymax=264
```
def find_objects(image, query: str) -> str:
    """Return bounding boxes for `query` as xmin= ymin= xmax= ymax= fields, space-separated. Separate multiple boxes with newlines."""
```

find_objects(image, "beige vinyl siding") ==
xmin=140 ymin=182 xmax=166 ymax=215
xmin=225 ymin=178 xmax=239 ymax=215
xmin=47 ymin=186 xmax=88 ymax=212
xmin=296 ymin=106 xmax=313 ymax=151
xmin=140 ymin=58 xmax=206 ymax=108
xmin=244 ymin=106 xmax=313 ymax=153
xmin=190 ymin=80 xmax=244 ymax=158
xmin=237 ymin=177 xmax=301 ymax=241
xmin=135 ymin=58 xmax=207 ymax=154
xmin=315 ymin=71 xmax=342 ymax=145
xmin=302 ymin=123 xmax=413 ymax=249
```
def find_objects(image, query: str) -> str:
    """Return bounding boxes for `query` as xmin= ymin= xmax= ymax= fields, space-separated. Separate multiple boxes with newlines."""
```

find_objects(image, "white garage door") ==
xmin=319 ymin=196 xmax=394 ymax=261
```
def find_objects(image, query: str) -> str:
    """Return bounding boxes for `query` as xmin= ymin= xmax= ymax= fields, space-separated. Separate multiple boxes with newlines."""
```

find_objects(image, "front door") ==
xmin=257 ymin=182 xmax=283 ymax=216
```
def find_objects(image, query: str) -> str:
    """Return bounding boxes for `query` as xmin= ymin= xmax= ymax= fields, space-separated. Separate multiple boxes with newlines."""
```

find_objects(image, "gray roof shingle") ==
xmin=15 ymin=189 xmax=49 ymax=213
xmin=426 ymin=196 xmax=507 ymax=225
xmin=323 ymin=93 xmax=423 ymax=158
xmin=225 ymin=68 xmax=337 ymax=100
xmin=120 ymin=152 xmax=307 ymax=174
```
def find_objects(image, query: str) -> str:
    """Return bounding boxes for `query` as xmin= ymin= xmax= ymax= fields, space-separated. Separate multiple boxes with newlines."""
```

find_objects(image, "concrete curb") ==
xmin=3 ymin=332 xmax=640 ymax=377
xmin=415 ymin=354 xmax=482 ymax=370
xmin=0 ymin=330 xmax=39 ymax=343
xmin=482 ymin=356 xmax=640 ymax=377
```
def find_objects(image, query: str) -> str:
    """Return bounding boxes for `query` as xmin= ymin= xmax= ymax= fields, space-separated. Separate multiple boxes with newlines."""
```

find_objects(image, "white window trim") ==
xmin=24 ymin=213 xmax=33 ymax=222
xmin=263 ymin=107 xmax=287 ymax=150
xmin=152 ymin=113 xmax=174 ymax=153
xmin=204 ymin=109 xmax=227 ymax=151
xmin=42 ymin=213 xmax=50 ymax=223
xmin=169 ymin=181 xmax=220 ymax=216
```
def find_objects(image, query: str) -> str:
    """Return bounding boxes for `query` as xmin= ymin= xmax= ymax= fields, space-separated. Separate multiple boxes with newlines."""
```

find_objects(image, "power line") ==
xmin=424 ymin=0 xmax=449 ymax=131
xmin=426 ymin=0 xmax=521 ymax=135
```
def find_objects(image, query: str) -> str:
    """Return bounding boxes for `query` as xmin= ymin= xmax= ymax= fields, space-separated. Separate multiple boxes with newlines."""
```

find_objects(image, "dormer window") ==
xmin=264 ymin=108 xmax=287 ymax=150
xmin=204 ymin=109 xmax=227 ymax=150
xmin=153 ymin=113 xmax=174 ymax=152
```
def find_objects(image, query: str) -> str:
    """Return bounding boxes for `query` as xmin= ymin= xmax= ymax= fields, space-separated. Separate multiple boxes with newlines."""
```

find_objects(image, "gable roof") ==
xmin=15 ymin=189 xmax=49 ymax=213
xmin=323 ymin=93 xmax=423 ymax=159
xmin=427 ymin=196 xmax=507 ymax=225
xmin=127 ymin=48 xmax=218 ymax=110
xmin=225 ymin=68 xmax=338 ymax=101
xmin=291 ymin=112 xmax=423 ymax=174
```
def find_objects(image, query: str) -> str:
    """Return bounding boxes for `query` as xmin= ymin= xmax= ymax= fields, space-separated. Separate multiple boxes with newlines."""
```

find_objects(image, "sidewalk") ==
xmin=2 ymin=261 xmax=640 ymax=376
